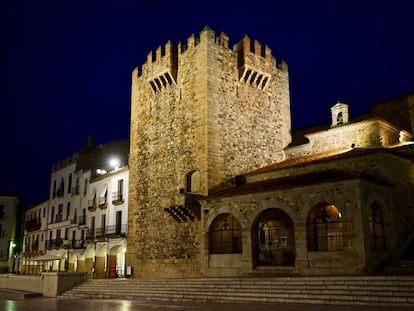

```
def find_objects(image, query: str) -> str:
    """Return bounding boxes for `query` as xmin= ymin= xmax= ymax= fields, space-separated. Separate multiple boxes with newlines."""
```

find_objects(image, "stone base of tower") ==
xmin=129 ymin=259 xmax=202 ymax=278
xmin=127 ymin=257 xmax=202 ymax=278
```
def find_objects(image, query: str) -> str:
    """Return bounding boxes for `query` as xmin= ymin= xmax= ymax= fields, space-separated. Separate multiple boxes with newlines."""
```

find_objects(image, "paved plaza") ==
xmin=1 ymin=298 xmax=414 ymax=311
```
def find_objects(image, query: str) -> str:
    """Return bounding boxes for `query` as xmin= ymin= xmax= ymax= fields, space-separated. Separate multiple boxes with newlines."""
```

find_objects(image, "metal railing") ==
xmin=86 ymin=224 xmax=127 ymax=239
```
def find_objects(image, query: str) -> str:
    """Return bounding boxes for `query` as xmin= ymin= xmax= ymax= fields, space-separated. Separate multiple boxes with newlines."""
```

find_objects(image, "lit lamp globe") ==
xmin=110 ymin=158 xmax=120 ymax=170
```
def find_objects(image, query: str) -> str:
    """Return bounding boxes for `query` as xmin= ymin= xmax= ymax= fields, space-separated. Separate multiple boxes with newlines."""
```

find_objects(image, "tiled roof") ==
xmin=205 ymin=169 xmax=390 ymax=199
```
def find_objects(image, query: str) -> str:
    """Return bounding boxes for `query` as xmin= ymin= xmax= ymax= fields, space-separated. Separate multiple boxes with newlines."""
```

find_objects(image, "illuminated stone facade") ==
xmin=128 ymin=26 xmax=290 ymax=276
xmin=128 ymin=26 xmax=414 ymax=277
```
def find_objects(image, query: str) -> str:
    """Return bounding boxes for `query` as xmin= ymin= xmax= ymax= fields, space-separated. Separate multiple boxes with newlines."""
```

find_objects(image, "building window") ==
xmin=369 ymin=202 xmax=385 ymax=251
xmin=68 ymin=173 xmax=72 ymax=194
xmin=58 ymin=178 xmax=64 ymax=197
xmin=83 ymin=178 xmax=88 ymax=196
xmin=209 ymin=213 xmax=242 ymax=254
xmin=186 ymin=170 xmax=200 ymax=193
xmin=307 ymin=203 xmax=343 ymax=251
xmin=116 ymin=211 xmax=122 ymax=234
xmin=0 ymin=205 xmax=4 ymax=219
xmin=90 ymin=216 xmax=95 ymax=236
xmin=57 ymin=204 xmax=63 ymax=222
xmin=50 ymin=206 xmax=55 ymax=223
xmin=53 ymin=180 xmax=56 ymax=198
xmin=66 ymin=202 xmax=71 ymax=220
xmin=112 ymin=179 xmax=124 ymax=204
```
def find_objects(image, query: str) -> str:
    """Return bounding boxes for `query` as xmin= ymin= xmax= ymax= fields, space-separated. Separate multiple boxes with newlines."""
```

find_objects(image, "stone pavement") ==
xmin=1 ymin=298 xmax=414 ymax=311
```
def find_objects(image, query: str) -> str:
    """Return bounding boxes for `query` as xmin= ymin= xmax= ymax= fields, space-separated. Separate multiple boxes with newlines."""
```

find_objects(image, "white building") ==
xmin=81 ymin=165 xmax=129 ymax=279
xmin=0 ymin=193 xmax=18 ymax=273
xmin=21 ymin=200 xmax=48 ymax=273
xmin=20 ymin=137 xmax=129 ymax=277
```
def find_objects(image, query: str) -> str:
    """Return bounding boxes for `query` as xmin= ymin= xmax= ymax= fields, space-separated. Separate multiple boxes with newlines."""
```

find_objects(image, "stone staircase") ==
xmin=59 ymin=275 xmax=414 ymax=307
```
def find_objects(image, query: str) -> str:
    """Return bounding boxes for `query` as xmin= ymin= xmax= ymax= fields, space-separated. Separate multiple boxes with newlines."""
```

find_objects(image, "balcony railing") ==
xmin=50 ymin=214 xmax=64 ymax=224
xmin=86 ymin=224 xmax=127 ymax=239
xmin=78 ymin=216 xmax=86 ymax=225
xmin=98 ymin=196 xmax=108 ymax=209
xmin=88 ymin=198 xmax=97 ymax=212
xmin=46 ymin=239 xmax=64 ymax=249
xmin=112 ymin=192 xmax=124 ymax=205
xmin=25 ymin=219 xmax=41 ymax=232
xmin=46 ymin=239 xmax=85 ymax=249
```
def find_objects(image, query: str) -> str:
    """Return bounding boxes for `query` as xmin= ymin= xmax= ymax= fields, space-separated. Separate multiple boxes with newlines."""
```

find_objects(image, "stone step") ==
xmin=60 ymin=291 xmax=413 ymax=307
xmin=67 ymin=280 xmax=414 ymax=292
xmin=59 ymin=276 xmax=414 ymax=307
xmin=63 ymin=288 xmax=414 ymax=299
xmin=0 ymin=289 xmax=42 ymax=300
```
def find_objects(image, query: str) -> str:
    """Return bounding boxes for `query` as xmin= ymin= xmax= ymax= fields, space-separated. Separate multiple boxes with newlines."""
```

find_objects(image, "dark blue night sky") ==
xmin=1 ymin=1 xmax=413 ymax=208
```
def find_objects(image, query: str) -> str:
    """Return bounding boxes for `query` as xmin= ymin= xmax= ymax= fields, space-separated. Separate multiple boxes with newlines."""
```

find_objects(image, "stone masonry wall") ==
xmin=285 ymin=119 xmax=403 ymax=159
xmin=127 ymin=27 xmax=291 ymax=277
xmin=246 ymin=151 xmax=414 ymax=253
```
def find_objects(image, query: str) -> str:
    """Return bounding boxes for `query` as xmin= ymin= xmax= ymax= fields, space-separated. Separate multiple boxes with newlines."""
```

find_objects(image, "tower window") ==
xmin=186 ymin=170 xmax=200 ymax=193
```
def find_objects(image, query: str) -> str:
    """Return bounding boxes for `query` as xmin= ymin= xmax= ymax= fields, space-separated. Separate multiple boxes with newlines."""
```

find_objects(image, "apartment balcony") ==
xmin=112 ymin=191 xmax=124 ymax=205
xmin=69 ymin=239 xmax=85 ymax=249
xmin=88 ymin=199 xmax=97 ymax=212
xmin=78 ymin=216 xmax=86 ymax=225
xmin=45 ymin=239 xmax=64 ymax=249
xmin=49 ymin=214 xmax=64 ymax=224
xmin=86 ymin=224 xmax=127 ymax=240
xmin=46 ymin=239 xmax=85 ymax=250
xmin=98 ymin=196 xmax=108 ymax=210
xmin=25 ymin=219 xmax=41 ymax=232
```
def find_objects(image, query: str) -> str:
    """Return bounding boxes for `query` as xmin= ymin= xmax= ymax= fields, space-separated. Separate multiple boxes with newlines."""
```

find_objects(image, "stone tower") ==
xmin=127 ymin=26 xmax=291 ymax=277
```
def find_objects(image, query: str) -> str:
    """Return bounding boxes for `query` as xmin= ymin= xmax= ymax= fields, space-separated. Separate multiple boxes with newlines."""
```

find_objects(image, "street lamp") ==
xmin=109 ymin=158 xmax=120 ymax=170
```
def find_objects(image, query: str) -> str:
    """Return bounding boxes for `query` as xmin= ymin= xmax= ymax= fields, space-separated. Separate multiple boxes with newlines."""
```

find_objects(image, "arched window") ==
xmin=209 ymin=213 xmax=242 ymax=254
xmin=307 ymin=203 xmax=343 ymax=251
xmin=337 ymin=112 xmax=343 ymax=125
xmin=252 ymin=208 xmax=295 ymax=266
xmin=369 ymin=202 xmax=385 ymax=251
xmin=186 ymin=170 xmax=200 ymax=193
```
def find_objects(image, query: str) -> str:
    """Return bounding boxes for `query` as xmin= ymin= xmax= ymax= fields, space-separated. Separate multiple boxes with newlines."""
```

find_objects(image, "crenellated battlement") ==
xmin=135 ymin=26 xmax=287 ymax=93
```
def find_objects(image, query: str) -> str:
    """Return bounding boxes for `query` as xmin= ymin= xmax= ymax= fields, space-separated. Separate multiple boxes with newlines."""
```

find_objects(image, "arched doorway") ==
xmin=95 ymin=246 xmax=107 ymax=279
xmin=252 ymin=208 xmax=295 ymax=267
xmin=84 ymin=247 xmax=95 ymax=279
xmin=108 ymin=245 xmax=125 ymax=278
xmin=68 ymin=253 xmax=77 ymax=272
